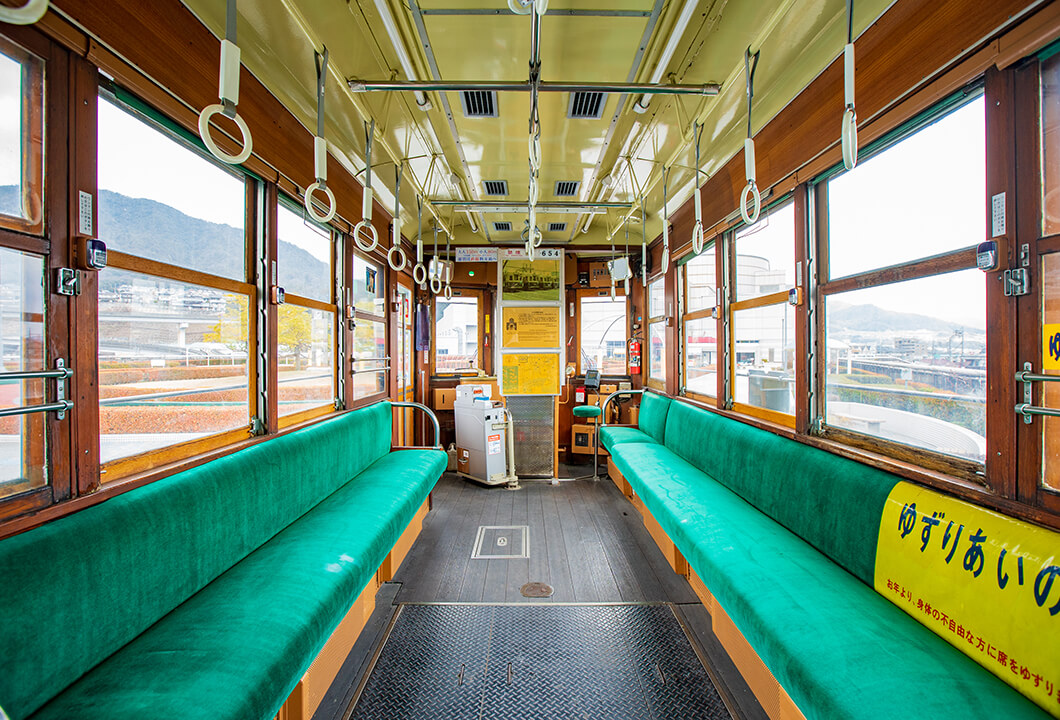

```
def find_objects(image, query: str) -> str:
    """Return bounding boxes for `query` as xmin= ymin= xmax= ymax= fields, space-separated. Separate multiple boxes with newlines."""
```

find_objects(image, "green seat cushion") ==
xmin=0 ymin=403 xmax=394 ymax=719
xmin=607 ymin=442 xmax=1044 ymax=720
xmin=598 ymin=425 xmax=658 ymax=452
xmin=637 ymin=390 xmax=671 ymax=443
xmin=662 ymin=400 xmax=897 ymax=585
xmin=29 ymin=449 xmax=446 ymax=720
xmin=573 ymin=405 xmax=602 ymax=418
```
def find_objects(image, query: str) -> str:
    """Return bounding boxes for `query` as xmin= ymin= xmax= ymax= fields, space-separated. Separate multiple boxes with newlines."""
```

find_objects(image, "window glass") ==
xmin=0 ymin=39 xmax=43 ymax=226
xmin=278 ymin=203 xmax=332 ymax=302
xmin=684 ymin=317 xmax=717 ymax=397
xmin=435 ymin=297 xmax=479 ymax=373
xmin=97 ymin=96 xmax=246 ymax=280
xmin=735 ymin=202 xmax=795 ymax=302
xmin=732 ymin=303 xmax=795 ymax=413
xmin=685 ymin=245 xmax=716 ymax=312
xmin=649 ymin=278 xmax=665 ymax=318
xmin=0 ymin=248 xmax=46 ymax=497
xmin=648 ymin=321 xmax=666 ymax=383
xmin=277 ymin=304 xmax=335 ymax=417
xmin=580 ymin=296 xmax=627 ymax=374
xmin=352 ymin=319 xmax=387 ymax=399
xmin=824 ymin=269 xmax=986 ymax=462
xmin=1044 ymin=54 xmax=1060 ymax=235
xmin=827 ymin=96 xmax=985 ymax=279
xmin=353 ymin=254 xmax=385 ymax=316
xmin=97 ymin=268 xmax=249 ymax=464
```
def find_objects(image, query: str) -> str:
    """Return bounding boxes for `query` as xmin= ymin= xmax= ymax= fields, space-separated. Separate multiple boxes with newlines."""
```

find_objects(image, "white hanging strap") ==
xmin=388 ymin=164 xmax=408 ymax=272
xmin=0 ymin=0 xmax=48 ymax=25
xmin=354 ymin=120 xmax=379 ymax=252
xmin=661 ymin=167 xmax=671 ymax=273
xmin=691 ymin=124 xmax=705 ymax=255
xmin=841 ymin=0 xmax=858 ymax=171
xmin=740 ymin=47 xmax=762 ymax=226
xmin=443 ymin=232 xmax=453 ymax=298
xmin=641 ymin=202 xmax=647 ymax=288
xmin=429 ymin=224 xmax=443 ymax=294
xmin=198 ymin=0 xmax=253 ymax=165
xmin=413 ymin=197 xmax=428 ymax=286
xmin=305 ymin=47 xmax=336 ymax=224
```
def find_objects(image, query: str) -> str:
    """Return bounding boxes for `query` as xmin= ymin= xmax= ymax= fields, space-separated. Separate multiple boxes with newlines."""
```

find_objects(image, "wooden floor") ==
xmin=394 ymin=470 xmax=698 ymax=605
xmin=312 ymin=469 xmax=767 ymax=720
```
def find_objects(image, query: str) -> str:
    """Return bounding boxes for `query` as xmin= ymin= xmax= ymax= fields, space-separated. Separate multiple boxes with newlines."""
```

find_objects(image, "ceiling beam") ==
xmin=349 ymin=79 xmax=721 ymax=96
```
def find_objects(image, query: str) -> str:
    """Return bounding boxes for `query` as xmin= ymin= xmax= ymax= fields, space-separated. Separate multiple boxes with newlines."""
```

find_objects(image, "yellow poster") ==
xmin=502 ymin=307 xmax=560 ymax=349
xmin=875 ymin=481 xmax=1060 ymax=711
xmin=501 ymin=353 xmax=560 ymax=395
xmin=1044 ymin=323 xmax=1060 ymax=370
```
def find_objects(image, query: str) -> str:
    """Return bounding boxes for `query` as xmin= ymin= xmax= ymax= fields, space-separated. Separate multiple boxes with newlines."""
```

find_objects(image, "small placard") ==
xmin=78 ymin=191 xmax=93 ymax=236
xmin=991 ymin=192 xmax=1006 ymax=238
xmin=456 ymin=247 xmax=498 ymax=262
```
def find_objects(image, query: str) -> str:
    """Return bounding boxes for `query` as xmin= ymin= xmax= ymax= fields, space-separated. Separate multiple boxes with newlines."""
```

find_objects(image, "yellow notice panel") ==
xmin=501 ymin=353 xmax=559 ymax=396
xmin=1044 ymin=323 xmax=1060 ymax=370
xmin=502 ymin=307 xmax=560 ymax=349
xmin=875 ymin=481 xmax=1060 ymax=712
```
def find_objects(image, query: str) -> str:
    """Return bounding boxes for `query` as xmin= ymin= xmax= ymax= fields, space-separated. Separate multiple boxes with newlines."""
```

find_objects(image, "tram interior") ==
xmin=1 ymin=0 xmax=1059 ymax=719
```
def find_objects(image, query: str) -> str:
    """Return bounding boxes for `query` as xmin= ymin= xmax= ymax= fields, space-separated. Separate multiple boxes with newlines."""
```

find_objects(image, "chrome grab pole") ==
xmin=601 ymin=389 xmax=643 ymax=426
xmin=1015 ymin=363 xmax=1060 ymax=424
xmin=0 ymin=360 xmax=73 ymax=420
xmin=392 ymin=400 xmax=442 ymax=449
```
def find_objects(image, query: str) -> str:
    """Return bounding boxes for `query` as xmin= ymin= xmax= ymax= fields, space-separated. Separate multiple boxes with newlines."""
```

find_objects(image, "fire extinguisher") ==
xmin=628 ymin=337 xmax=642 ymax=375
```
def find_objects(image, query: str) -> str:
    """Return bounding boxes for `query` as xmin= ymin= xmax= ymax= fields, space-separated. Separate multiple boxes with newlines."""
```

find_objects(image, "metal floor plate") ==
xmin=346 ymin=603 xmax=732 ymax=720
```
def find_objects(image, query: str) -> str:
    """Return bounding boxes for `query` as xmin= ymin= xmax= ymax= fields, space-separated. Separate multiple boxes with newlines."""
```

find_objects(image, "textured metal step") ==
xmin=347 ymin=603 xmax=732 ymax=719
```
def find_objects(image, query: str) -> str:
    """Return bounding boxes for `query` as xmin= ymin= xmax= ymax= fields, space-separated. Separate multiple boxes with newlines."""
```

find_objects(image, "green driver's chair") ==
xmin=572 ymin=404 xmax=603 ymax=479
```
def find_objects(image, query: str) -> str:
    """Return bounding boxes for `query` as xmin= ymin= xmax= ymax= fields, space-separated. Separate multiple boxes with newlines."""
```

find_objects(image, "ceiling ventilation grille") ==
xmin=483 ymin=180 xmax=508 ymax=196
xmin=567 ymin=91 xmax=606 ymax=119
xmin=493 ymin=221 xmax=513 ymax=232
xmin=461 ymin=90 xmax=498 ymax=117
xmin=554 ymin=181 xmax=580 ymax=197
xmin=547 ymin=222 xmax=567 ymax=232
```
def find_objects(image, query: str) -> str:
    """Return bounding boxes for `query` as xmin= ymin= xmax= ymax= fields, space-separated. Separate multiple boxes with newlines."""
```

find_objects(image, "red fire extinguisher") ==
xmin=628 ymin=337 xmax=642 ymax=375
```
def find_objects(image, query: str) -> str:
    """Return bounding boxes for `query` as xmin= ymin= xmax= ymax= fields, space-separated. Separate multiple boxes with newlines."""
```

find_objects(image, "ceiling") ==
xmin=180 ymin=0 xmax=894 ymax=246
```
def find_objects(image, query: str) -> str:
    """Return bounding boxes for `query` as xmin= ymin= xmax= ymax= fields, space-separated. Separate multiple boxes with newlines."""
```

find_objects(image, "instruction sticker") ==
xmin=1044 ymin=324 xmax=1060 ymax=371
xmin=488 ymin=434 xmax=502 ymax=455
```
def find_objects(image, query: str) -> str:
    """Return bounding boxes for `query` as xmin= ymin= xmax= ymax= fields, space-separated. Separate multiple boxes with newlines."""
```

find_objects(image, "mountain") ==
xmin=0 ymin=186 xmax=328 ymax=299
xmin=828 ymin=303 xmax=983 ymax=334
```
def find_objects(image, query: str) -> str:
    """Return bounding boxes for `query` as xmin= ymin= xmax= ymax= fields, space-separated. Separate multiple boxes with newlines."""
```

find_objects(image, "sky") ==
xmin=1 ymin=53 xmax=21 ymax=187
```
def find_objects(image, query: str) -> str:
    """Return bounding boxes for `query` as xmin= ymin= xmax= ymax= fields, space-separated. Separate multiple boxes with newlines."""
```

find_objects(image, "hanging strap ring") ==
xmin=353 ymin=220 xmax=379 ymax=252
xmin=0 ymin=0 xmax=48 ymax=25
xmin=691 ymin=222 xmax=704 ymax=256
xmin=508 ymin=0 xmax=532 ymax=14
xmin=529 ymin=133 xmax=542 ymax=171
xmin=388 ymin=244 xmax=407 ymax=272
xmin=740 ymin=182 xmax=761 ymax=226
xmin=305 ymin=182 xmax=336 ymax=224
xmin=430 ymin=272 xmax=443 ymax=294
xmin=413 ymin=262 xmax=428 ymax=285
xmin=444 ymin=284 xmax=453 ymax=300
xmin=199 ymin=104 xmax=253 ymax=165
xmin=842 ymin=107 xmax=858 ymax=171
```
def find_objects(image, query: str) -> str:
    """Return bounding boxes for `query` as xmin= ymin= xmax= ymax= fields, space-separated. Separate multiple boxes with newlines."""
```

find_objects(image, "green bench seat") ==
xmin=0 ymin=402 xmax=446 ymax=720
xmin=602 ymin=392 xmax=1048 ymax=719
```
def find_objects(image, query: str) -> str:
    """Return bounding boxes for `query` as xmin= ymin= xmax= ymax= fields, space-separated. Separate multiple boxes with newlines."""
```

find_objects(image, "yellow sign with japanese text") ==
xmin=875 ymin=481 xmax=1060 ymax=713
xmin=501 ymin=353 xmax=560 ymax=396
xmin=1044 ymin=323 xmax=1060 ymax=370
xmin=502 ymin=307 xmax=561 ymax=349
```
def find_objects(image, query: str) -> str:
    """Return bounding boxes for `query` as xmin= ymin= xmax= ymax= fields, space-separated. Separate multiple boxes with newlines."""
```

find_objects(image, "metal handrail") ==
xmin=601 ymin=389 xmax=643 ymax=426
xmin=0 ymin=400 xmax=73 ymax=419
xmin=1015 ymin=363 xmax=1060 ymax=424
xmin=1015 ymin=369 xmax=1060 ymax=383
xmin=352 ymin=355 xmax=391 ymax=362
xmin=392 ymin=400 xmax=442 ymax=449
xmin=0 ymin=367 xmax=72 ymax=381
xmin=352 ymin=365 xmax=391 ymax=375
xmin=1015 ymin=404 xmax=1060 ymax=419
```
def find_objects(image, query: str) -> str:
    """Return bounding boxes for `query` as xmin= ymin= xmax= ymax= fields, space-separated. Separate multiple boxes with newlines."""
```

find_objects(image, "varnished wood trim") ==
xmin=108 ymin=250 xmax=254 ymax=295
xmin=282 ymin=293 xmax=337 ymax=314
xmin=730 ymin=402 xmax=796 ymax=429
xmin=278 ymin=405 xmax=337 ymax=430
xmin=101 ymin=426 xmax=254 ymax=481
xmin=730 ymin=289 xmax=791 ymax=312
xmin=820 ymin=247 xmax=977 ymax=295
xmin=0 ymin=227 xmax=49 ymax=255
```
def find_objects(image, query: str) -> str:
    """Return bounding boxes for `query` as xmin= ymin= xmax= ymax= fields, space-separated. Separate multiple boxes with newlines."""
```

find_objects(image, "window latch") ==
xmin=1003 ymin=268 xmax=1029 ymax=297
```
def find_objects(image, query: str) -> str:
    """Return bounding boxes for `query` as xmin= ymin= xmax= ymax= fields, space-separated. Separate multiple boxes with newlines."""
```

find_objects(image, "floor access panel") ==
xmin=347 ymin=602 xmax=732 ymax=720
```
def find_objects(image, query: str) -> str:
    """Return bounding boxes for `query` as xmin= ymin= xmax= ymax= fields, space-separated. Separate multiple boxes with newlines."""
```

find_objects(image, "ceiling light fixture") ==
xmin=633 ymin=0 xmax=699 ymax=114
xmin=372 ymin=0 xmax=432 ymax=111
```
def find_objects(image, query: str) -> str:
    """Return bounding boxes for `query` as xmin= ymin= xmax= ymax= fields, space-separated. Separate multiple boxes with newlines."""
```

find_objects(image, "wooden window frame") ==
xmin=431 ymin=288 xmax=484 ymax=378
xmin=95 ymin=89 xmax=260 ymax=481
xmin=348 ymin=249 xmax=389 ymax=409
xmin=727 ymin=198 xmax=798 ymax=428
xmin=0 ymin=33 xmax=45 ymax=236
xmin=812 ymin=91 xmax=988 ymax=482
xmin=274 ymin=196 xmax=340 ymax=427
xmin=681 ymin=239 xmax=720 ymax=403
xmin=576 ymin=287 xmax=629 ymax=377
xmin=646 ymin=275 xmax=667 ymax=391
